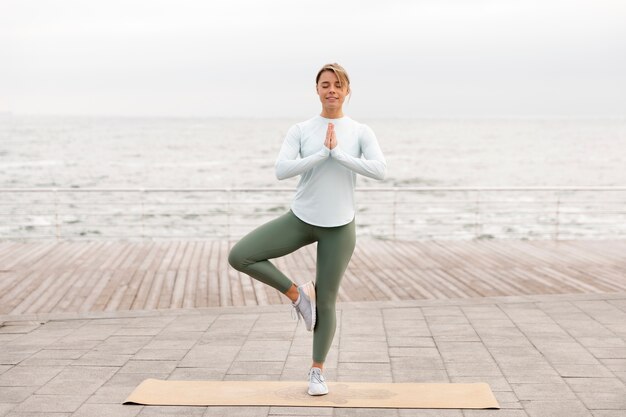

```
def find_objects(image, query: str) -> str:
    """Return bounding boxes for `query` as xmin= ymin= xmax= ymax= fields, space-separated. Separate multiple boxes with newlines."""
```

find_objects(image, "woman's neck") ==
xmin=320 ymin=108 xmax=344 ymax=119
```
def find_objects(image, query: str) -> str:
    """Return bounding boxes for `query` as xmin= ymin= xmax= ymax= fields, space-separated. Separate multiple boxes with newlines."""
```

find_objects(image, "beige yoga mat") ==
xmin=124 ymin=378 xmax=500 ymax=409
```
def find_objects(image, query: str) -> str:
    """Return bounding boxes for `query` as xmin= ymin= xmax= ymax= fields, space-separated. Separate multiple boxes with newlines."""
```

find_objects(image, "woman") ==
xmin=228 ymin=63 xmax=386 ymax=396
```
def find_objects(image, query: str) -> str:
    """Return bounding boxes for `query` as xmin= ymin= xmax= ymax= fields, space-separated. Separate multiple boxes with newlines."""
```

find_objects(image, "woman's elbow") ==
xmin=274 ymin=163 xmax=287 ymax=180
xmin=375 ymin=163 xmax=387 ymax=180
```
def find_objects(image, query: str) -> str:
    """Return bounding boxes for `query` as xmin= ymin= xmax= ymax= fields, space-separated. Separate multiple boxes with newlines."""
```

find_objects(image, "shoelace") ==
xmin=291 ymin=303 xmax=301 ymax=323
xmin=309 ymin=369 xmax=325 ymax=384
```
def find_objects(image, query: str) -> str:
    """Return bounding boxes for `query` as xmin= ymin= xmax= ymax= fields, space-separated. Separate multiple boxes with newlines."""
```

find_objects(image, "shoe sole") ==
xmin=307 ymin=388 xmax=328 ymax=396
xmin=302 ymin=281 xmax=316 ymax=331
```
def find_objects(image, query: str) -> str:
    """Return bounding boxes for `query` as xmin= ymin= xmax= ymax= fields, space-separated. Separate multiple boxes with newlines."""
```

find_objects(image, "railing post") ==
xmin=554 ymin=192 xmax=561 ymax=240
xmin=140 ymin=188 xmax=145 ymax=239
xmin=392 ymin=188 xmax=397 ymax=240
xmin=474 ymin=190 xmax=481 ymax=239
xmin=226 ymin=188 xmax=231 ymax=240
xmin=54 ymin=188 xmax=60 ymax=240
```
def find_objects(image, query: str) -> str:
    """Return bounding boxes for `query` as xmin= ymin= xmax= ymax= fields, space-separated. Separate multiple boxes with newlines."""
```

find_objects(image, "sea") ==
xmin=1 ymin=115 xmax=625 ymax=240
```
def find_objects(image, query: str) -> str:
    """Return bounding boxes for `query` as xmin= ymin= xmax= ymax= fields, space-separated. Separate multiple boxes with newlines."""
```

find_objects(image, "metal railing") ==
xmin=1 ymin=187 xmax=625 ymax=241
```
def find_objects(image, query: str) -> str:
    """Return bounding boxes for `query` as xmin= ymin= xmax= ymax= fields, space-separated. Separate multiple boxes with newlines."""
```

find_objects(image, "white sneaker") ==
xmin=292 ymin=281 xmax=316 ymax=331
xmin=307 ymin=367 xmax=329 ymax=396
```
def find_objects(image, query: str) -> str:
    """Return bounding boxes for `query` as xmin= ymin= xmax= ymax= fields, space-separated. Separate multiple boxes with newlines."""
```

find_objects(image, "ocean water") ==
xmin=2 ymin=115 xmax=626 ymax=189
xmin=1 ymin=115 xmax=625 ymax=240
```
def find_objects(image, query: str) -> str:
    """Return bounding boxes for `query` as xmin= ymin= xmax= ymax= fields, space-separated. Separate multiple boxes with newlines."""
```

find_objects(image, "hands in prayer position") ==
xmin=324 ymin=123 xmax=337 ymax=150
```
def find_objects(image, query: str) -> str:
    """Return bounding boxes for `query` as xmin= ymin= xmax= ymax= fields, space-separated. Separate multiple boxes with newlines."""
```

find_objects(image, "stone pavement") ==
xmin=1 ymin=292 xmax=625 ymax=417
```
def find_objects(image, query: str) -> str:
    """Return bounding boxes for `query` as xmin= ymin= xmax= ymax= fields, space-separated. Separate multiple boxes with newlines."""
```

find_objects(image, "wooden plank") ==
xmin=195 ymin=241 xmax=211 ymax=308
xmin=207 ymin=241 xmax=221 ymax=307
xmin=218 ymin=240 xmax=232 ymax=306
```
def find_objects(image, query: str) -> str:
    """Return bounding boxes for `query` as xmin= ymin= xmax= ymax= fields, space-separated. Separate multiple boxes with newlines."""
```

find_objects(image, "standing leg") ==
xmin=311 ymin=219 xmax=356 ymax=365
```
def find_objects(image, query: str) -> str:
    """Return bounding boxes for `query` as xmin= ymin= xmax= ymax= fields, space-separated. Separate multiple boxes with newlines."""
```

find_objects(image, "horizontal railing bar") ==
xmin=2 ymin=186 xmax=626 ymax=192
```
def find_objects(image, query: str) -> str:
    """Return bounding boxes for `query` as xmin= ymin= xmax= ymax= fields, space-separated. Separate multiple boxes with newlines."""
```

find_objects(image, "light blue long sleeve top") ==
xmin=275 ymin=115 xmax=387 ymax=227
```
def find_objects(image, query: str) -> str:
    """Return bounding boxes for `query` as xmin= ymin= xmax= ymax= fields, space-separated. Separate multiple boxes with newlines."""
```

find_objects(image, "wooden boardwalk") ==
xmin=0 ymin=239 xmax=625 ymax=316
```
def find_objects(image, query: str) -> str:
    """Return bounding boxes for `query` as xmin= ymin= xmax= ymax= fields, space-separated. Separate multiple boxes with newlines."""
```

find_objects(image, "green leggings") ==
xmin=228 ymin=210 xmax=356 ymax=363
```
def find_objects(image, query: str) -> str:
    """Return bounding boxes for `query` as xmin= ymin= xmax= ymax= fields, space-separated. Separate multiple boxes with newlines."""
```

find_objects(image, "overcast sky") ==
xmin=1 ymin=0 xmax=625 ymax=118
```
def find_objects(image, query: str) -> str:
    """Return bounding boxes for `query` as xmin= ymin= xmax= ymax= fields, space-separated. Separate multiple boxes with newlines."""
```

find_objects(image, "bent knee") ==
xmin=228 ymin=246 xmax=247 ymax=271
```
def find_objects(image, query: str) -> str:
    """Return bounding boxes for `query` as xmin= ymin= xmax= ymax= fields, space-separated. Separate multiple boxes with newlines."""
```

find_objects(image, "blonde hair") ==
xmin=315 ymin=63 xmax=351 ymax=94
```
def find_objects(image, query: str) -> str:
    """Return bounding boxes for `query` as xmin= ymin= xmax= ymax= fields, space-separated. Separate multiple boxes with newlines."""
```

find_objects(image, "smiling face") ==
xmin=316 ymin=70 xmax=350 ymax=117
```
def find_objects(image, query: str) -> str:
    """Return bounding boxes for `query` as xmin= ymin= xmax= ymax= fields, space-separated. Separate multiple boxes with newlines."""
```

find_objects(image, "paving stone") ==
xmin=391 ymin=369 xmax=449 ymax=383
xmin=338 ymin=370 xmax=393 ymax=382
xmin=601 ymin=358 xmax=626 ymax=372
xmin=335 ymin=407 xmax=399 ymax=416
xmin=164 ymin=317 xmax=216 ymax=333
xmin=19 ymin=349 xmax=87 ymax=367
xmin=124 ymin=317 xmax=177 ymax=328
xmin=480 ymin=335 xmax=534 ymax=348
xmin=178 ymin=346 xmax=238 ymax=368
xmin=203 ymin=406 xmax=269 ymax=417
xmin=168 ymin=368 xmax=224 ymax=380
xmin=588 ymin=347 xmax=626 ymax=359
xmin=36 ymin=366 xmax=118 ymax=395
xmin=577 ymin=392 xmax=626 ymax=410
xmin=72 ymin=352 xmax=132 ymax=367
xmin=95 ymin=336 xmax=154 ymax=354
xmin=134 ymin=349 xmax=189 ymax=361
xmin=0 ymin=334 xmax=21 ymax=343
xmin=0 ymin=386 xmax=38 ymax=403
xmin=493 ymin=391 xmax=524 ymax=409
xmin=340 ymin=341 xmax=388 ymax=352
xmin=400 ymin=409 xmax=463 ymax=417
xmin=578 ymin=337 xmax=625 ymax=348
xmin=11 ymin=395 xmax=87 ymax=413
xmin=227 ymin=361 xmax=284 ymax=375
xmin=339 ymin=350 xmax=390 ymax=363
xmin=383 ymin=324 xmax=431 ymax=338
xmin=387 ymin=337 xmax=435 ymax=348
xmin=551 ymin=362 xmax=614 ymax=378
xmin=0 ymin=404 xmax=16 ymax=416
xmin=522 ymin=400 xmax=591 ymax=417
xmin=114 ymin=327 xmax=164 ymax=336
xmin=248 ymin=331 xmax=295 ymax=341
xmin=445 ymin=361 xmax=503 ymax=377
xmin=615 ymin=371 xmax=626 ymax=383
xmin=390 ymin=356 xmax=445 ymax=371
xmin=223 ymin=374 xmax=276 ymax=381
xmin=72 ymin=403 xmax=142 ymax=417
xmin=0 ymin=324 xmax=42 ymax=334
xmin=510 ymin=383 xmax=578 ymax=401
xmin=45 ymin=339 xmax=101 ymax=350
xmin=389 ymin=347 xmax=444 ymax=357
xmin=565 ymin=377 xmax=626 ymax=393
xmin=142 ymin=338 xmax=197 ymax=351
xmin=236 ymin=349 xmax=290 ymax=363
xmin=269 ymin=406 xmax=333 ymax=415
xmin=87 ymin=385 xmax=136 ymax=404
xmin=137 ymin=405 xmax=206 ymax=416
xmin=103 ymin=372 xmax=171 ymax=390
xmin=66 ymin=325 xmax=122 ymax=341
xmin=450 ymin=376 xmax=512 ymax=392
xmin=592 ymin=411 xmax=626 ymax=417
xmin=118 ymin=360 xmax=177 ymax=374
xmin=463 ymin=411 xmax=529 ymax=417
xmin=0 ymin=366 xmax=63 ymax=387
xmin=500 ymin=367 xmax=563 ymax=384
xmin=535 ymin=344 xmax=601 ymax=365
xmin=0 ymin=351 xmax=35 ymax=365
xmin=382 ymin=308 xmax=424 ymax=320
